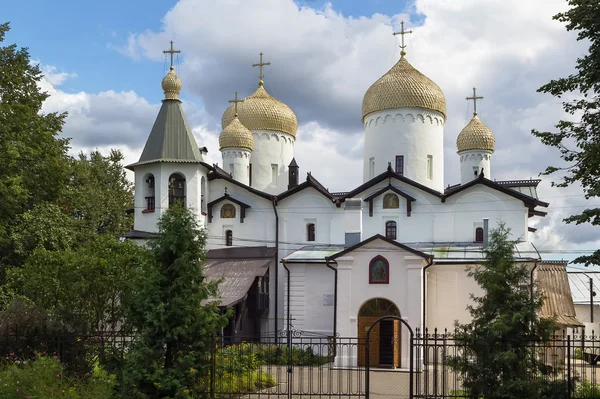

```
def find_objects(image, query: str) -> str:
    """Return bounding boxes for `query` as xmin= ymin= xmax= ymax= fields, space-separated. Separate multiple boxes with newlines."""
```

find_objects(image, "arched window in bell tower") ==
xmin=142 ymin=173 xmax=156 ymax=212
xmin=168 ymin=173 xmax=186 ymax=207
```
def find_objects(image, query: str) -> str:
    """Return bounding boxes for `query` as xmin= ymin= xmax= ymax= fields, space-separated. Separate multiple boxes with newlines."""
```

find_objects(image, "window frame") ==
xmin=385 ymin=221 xmax=397 ymax=240
xmin=475 ymin=227 xmax=484 ymax=243
xmin=225 ymin=230 xmax=233 ymax=246
xmin=395 ymin=155 xmax=404 ymax=175
xmin=307 ymin=223 xmax=316 ymax=242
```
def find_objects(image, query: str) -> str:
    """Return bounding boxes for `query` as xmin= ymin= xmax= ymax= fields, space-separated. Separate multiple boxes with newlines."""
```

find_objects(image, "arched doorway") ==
xmin=357 ymin=298 xmax=401 ymax=368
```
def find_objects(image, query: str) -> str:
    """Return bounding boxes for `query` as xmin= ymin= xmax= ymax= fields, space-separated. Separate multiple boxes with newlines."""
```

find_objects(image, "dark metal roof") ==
xmin=127 ymin=100 xmax=202 ymax=169
xmin=125 ymin=230 xmax=159 ymax=239
xmin=328 ymin=234 xmax=432 ymax=261
xmin=207 ymin=246 xmax=276 ymax=259
xmin=204 ymin=258 xmax=270 ymax=307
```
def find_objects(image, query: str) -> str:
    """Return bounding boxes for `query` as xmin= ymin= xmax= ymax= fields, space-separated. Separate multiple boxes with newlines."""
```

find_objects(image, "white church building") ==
xmin=125 ymin=43 xmax=580 ymax=368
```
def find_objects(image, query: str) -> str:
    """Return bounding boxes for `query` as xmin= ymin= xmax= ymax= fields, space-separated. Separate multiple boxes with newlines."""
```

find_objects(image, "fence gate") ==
xmin=210 ymin=330 xmax=366 ymax=399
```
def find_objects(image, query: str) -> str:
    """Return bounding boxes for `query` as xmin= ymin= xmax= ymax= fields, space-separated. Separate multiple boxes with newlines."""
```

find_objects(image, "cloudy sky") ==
xmin=3 ymin=0 xmax=599 ymax=264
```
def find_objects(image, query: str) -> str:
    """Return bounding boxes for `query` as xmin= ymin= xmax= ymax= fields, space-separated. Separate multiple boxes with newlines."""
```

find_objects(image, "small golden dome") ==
xmin=219 ymin=116 xmax=254 ymax=151
xmin=456 ymin=115 xmax=495 ymax=153
xmin=221 ymin=82 xmax=298 ymax=138
xmin=362 ymin=57 xmax=446 ymax=121
xmin=161 ymin=66 xmax=182 ymax=100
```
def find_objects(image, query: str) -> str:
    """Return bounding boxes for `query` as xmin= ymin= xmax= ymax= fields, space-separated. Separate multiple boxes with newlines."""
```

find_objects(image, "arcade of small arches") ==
xmin=364 ymin=111 xmax=444 ymax=128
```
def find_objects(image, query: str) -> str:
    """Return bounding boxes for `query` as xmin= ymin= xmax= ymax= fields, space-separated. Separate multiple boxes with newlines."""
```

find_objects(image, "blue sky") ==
xmin=3 ymin=0 xmax=412 ymax=103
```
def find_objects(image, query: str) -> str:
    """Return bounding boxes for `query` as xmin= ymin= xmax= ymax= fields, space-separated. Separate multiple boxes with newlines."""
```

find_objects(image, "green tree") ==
xmin=532 ymin=0 xmax=600 ymax=265
xmin=121 ymin=204 xmax=228 ymax=399
xmin=65 ymin=150 xmax=134 ymax=239
xmin=447 ymin=224 xmax=556 ymax=399
xmin=7 ymin=235 xmax=146 ymax=333
xmin=0 ymin=22 xmax=70 ymax=261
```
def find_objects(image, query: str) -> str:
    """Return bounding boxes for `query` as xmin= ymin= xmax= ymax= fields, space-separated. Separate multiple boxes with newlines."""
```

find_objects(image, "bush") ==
xmin=575 ymin=381 xmax=600 ymax=399
xmin=255 ymin=344 xmax=329 ymax=366
xmin=0 ymin=354 xmax=115 ymax=398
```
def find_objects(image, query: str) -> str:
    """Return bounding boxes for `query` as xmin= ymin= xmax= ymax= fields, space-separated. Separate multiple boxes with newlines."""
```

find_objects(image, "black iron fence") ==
xmin=210 ymin=331 xmax=366 ymax=399
xmin=414 ymin=328 xmax=600 ymax=399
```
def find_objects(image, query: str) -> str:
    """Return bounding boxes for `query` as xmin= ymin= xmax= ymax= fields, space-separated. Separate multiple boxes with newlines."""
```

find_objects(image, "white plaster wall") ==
xmin=278 ymin=189 xmax=340 ymax=249
xmin=574 ymin=304 xmax=600 ymax=325
xmin=363 ymin=108 xmax=445 ymax=192
xmin=335 ymin=239 xmax=426 ymax=368
xmin=249 ymin=130 xmax=294 ymax=194
xmin=222 ymin=148 xmax=251 ymax=186
xmin=459 ymin=150 xmax=493 ymax=184
xmin=444 ymin=185 xmax=529 ymax=242
xmin=284 ymin=263 xmax=335 ymax=336
xmin=133 ymin=163 xmax=208 ymax=233
xmin=358 ymin=180 xmax=439 ymax=242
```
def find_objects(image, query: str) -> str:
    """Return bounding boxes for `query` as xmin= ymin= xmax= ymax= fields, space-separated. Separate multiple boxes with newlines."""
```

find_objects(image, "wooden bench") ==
xmin=583 ymin=352 xmax=600 ymax=365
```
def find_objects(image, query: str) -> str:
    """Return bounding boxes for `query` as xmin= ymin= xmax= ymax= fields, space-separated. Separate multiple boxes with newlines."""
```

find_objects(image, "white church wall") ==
xmin=221 ymin=148 xmax=251 ymax=186
xmin=459 ymin=150 xmax=493 ymax=184
xmin=363 ymin=108 xmax=445 ymax=192
xmin=283 ymin=263 xmax=335 ymax=336
xmin=445 ymin=185 xmax=529 ymax=242
xmin=356 ymin=179 xmax=440 ymax=242
xmin=205 ymin=180 xmax=275 ymax=250
xmin=249 ymin=130 xmax=294 ymax=194
xmin=278 ymin=189 xmax=338 ymax=248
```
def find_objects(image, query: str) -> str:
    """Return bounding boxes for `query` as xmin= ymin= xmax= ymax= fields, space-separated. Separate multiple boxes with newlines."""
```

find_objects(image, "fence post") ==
xmin=366 ymin=336 xmax=370 ymax=399
xmin=567 ymin=334 xmax=572 ymax=399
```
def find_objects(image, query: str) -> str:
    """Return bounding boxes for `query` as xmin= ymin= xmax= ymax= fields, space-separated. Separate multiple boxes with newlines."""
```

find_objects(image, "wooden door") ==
xmin=393 ymin=320 xmax=401 ymax=368
xmin=357 ymin=317 xmax=380 ymax=367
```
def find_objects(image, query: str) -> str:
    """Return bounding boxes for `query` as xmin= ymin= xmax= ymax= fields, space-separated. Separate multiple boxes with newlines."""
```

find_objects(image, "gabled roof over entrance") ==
xmin=276 ymin=172 xmax=338 ymax=204
xmin=328 ymin=234 xmax=433 ymax=261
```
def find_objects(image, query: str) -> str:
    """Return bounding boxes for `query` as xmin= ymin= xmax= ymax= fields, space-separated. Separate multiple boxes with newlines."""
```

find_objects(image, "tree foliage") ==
xmin=0 ymin=22 xmax=70 ymax=260
xmin=448 ymin=224 xmax=557 ymax=399
xmin=532 ymin=0 xmax=600 ymax=265
xmin=7 ymin=235 xmax=146 ymax=333
xmin=121 ymin=204 xmax=228 ymax=399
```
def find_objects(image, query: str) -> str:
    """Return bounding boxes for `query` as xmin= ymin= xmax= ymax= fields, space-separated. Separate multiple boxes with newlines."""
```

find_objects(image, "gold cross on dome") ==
xmin=466 ymin=87 xmax=484 ymax=116
xmin=228 ymin=91 xmax=245 ymax=117
xmin=163 ymin=41 xmax=181 ymax=68
xmin=392 ymin=21 xmax=413 ymax=58
xmin=252 ymin=52 xmax=271 ymax=82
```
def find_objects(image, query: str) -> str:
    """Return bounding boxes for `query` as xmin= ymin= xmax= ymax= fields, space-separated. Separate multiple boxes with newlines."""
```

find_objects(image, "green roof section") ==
xmin=128 ymin=100 xmax=201 ymax=169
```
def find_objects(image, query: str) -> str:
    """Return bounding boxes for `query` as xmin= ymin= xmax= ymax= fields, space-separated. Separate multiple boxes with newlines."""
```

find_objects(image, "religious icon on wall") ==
xmin=369 ymin=256 xmax=389 ymax=284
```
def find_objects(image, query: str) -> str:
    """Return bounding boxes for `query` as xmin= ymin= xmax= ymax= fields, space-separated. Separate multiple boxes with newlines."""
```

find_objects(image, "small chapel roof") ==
xmin=127 ymin=66 xmax=202 ymax=169
xmin=537 ymin=261 xmax=583 ymax=327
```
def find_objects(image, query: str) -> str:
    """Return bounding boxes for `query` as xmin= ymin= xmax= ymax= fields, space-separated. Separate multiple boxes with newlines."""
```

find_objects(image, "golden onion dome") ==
xmin=161 ymin=66 xmax=182 ymax=100
xmin=362 ymin=57 xmax=446 ymax=121
xmin=456 ymin=114 xmax=495 ymax=153
xmin=221 ymin=81 xmax=298 ymax=138
xmin=219 ymin=116 xmax=254 ymax=151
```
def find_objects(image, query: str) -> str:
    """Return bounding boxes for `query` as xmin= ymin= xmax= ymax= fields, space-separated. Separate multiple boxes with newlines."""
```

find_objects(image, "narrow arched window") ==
xmin=383 ymin=193 xmax=399 ymax=209
xmin=221 ymin=204 xmax=236 ymax=219
xmin=143 ymin=173 xmax=155 ymax=212
xmin=307 ymin=223 xmax=316 ymax=242
xmin=385 ymin=221 xmax=397 ymax=240
xmin=475 ymin=227 xmax=484 ymax=243
xmin=168 ymin=173 xmax=186 ymax=207
xmin=225 ymin=230 xmax=233 ymax=247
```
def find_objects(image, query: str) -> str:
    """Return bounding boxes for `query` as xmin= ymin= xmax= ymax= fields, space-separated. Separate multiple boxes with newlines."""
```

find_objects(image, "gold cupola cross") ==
xmin=229 ymin=91 xmax=245 ymax=117
xmin=466 ymin=87 xmax=484 ymax=116
xmin=252 ymin=52 xmax=271 ymax=84
xmin=392 ymin=21 xmax=413 ymax=58
xmin=163 ymin=40 xmax=181 ymax=69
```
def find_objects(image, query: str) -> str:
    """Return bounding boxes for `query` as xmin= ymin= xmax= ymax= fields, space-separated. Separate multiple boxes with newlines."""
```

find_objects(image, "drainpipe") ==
xmin=325 ymin=257 xmax=337 ymax=339
xmin=422 ymin=256 xmax=435 ymax=333
xmin=282 ymin=259 xmax=291 ymax=334
xmin=272 ymin=198 xmax=279 ymax=336
xmin=483 ymin=218 xmax=489 ymax=248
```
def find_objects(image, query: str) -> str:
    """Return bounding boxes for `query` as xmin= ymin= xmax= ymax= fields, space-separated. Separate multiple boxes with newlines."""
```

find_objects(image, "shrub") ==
xmin=575 ymin=381 xmax=600 ymax=399
xmin=0 ymin=354 xmax=115 ymax=398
